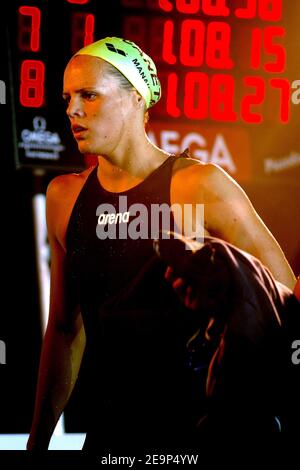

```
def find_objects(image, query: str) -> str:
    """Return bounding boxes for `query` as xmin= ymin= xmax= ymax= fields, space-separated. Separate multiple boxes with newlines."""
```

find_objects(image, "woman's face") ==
xmin=63 ymin=55 xmax=136 ymax=156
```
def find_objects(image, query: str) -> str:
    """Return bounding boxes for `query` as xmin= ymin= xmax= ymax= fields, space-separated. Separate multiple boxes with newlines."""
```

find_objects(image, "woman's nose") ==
xmin=67 ymin=97 xmax=85 ymax=118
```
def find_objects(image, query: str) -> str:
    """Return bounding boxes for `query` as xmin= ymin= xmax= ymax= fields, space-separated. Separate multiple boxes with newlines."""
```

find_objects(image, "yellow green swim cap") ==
xmin=75 ymin=37 xmax=161 ymax=109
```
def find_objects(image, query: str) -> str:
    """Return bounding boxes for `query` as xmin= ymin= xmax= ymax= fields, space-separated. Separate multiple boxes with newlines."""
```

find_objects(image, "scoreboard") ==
xmin=6 ymin=0 xmax=300 ymax=181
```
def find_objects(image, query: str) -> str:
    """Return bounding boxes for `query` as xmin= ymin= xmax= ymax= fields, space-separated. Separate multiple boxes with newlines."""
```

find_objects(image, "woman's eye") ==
xmin=62 ymin=96 xmax=70 ymax=105
xmin=83 ymin=92 xmax=97 ymax=100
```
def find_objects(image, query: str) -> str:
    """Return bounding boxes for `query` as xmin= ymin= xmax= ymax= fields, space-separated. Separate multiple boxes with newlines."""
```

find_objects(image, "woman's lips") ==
xmin=72 ymin=125 xmax=88 ymax=138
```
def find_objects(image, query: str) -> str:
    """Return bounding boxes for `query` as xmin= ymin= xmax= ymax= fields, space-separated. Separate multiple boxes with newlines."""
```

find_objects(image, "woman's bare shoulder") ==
xmin=172 ymin=155 xmax=224 ymax=176
xmin=171 ymin=156 xmax=222 ymax=189
xmin=46 ymin=165 xmax=96 ymax=202
xmin=172 ymin=156 xmax=237 ymax=192
xmin=46 ymin=166 xmax=96 ymax=249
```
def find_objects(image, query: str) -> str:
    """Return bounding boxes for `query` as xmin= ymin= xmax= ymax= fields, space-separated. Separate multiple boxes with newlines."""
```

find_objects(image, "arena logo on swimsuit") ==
xmin=97 ymin=211 xmax=130 ymax=225
xmin=96 ymin=197 xmax=204 ymax=244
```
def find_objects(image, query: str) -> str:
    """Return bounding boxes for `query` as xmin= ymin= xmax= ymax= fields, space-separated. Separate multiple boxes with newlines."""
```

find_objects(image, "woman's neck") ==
xmin=97 ymin=141 xmax=169 ymax=191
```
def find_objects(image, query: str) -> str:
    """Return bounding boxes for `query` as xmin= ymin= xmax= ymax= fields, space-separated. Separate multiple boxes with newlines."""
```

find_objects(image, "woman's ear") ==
xmin=132 ymin=89 xmax=145 ymax=109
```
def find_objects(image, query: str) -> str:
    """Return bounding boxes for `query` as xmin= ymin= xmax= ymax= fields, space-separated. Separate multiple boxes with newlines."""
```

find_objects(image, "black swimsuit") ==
xmin=66 ymin=155 xmax=204 ymax=451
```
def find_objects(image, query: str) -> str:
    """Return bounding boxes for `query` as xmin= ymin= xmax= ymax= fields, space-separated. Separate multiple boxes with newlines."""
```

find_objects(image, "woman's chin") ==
xmin=77 ymin=140 xmax=93 ymax=154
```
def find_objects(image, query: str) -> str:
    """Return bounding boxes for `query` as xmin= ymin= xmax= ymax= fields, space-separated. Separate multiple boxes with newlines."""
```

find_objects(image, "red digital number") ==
xmin=180 ymin=20 xmax=233 ymax=68
xmin=184 ymin=72 xmax=209 ymax=120
xmin=146 ymin=0 xmax=161 ymax=9
xmin=250 ymin=28 xmax=262 ymax=69
xmin=162 ymin=20 xmax=233 ymax=69
xmin=263 ymin=27 xmax=286 ymax=72
xmin=164 ymin=73 xmax=288 ymax=123
xmin=162 ymin=20 xmax=177 ymax=64
xmin=235 ymin=0 xmax=257 ymax=19
xmin=71 ymin=13 xmax=95 ymax=53
xmin=166 ymin=73 xmax=181 ymax=118
xmin=251 ymin=27 xmax=286 ymax=73
xmin=235 ymin=0 xmax=282 ymax=20
xmin=158 ymin=0 xmax=282 ymax=18
xmin=241 ymin=76 xmax=265 ymax=124
xmin=176 ymin=0 xmax=200 ymax=14
xmin=259 ymin=0 xmax=282 ymax=21
xmin=270 ymin=78 xmax=290 ymax=123
xmin=18 ymin=6 xmax=41 ymax=52
xmin=159 ymin=0 xmax=173 ymax=12
xmin=20 ymin=60 xmax=45 ymax=108
xmin=180 ymin=20 xmax=205 ymax=66
xmin=205 ymin=22 xmax=233 ymax=69
xmin=84 ymin=14 xmax=95 ymax=45
xmin=210 ymin=74 xmax=237 ymax=122
xmin=201 ymin=0 xmax=229 ymax=16
xmin=168 ymin=72 xmax=237 ymax=121
xmin=159 ymin=0 xmax=229 ymax=15
xmin=66 ymin=0 xmax=90 ymax=4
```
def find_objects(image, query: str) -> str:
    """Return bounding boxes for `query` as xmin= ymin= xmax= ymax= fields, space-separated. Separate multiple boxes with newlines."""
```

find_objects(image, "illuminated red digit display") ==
xmin=184 ymin=72 xmax=209 ymax=120
xmin=180 ymin=20 xmax=205 ymax=66
xmin=236 ymin=0 xmax=283 ymax=20
xmin=71 ymin=13 xmax=95 ymax=53
xmin=159 ymin=0 xmax=282 ymax=19
xmin=15 ymin=0 xmax=288 ymax=125
xmin=205 ymin=22 xmax=233 ymax=69
xmin=162 ymin=20 xmax=233 ymax=68
xmin=250 ymin=28 xmax=262 ymax=69
xmin=18 ymin=6 xmax=41 ymax=52
xmin=210 ymin=75 xmax=237 ymax=122
xmin=176 ymin=0 xmax=200 ymax=14
xmin=166 ymin=73 xmax=181 ymax=118
xmin=263 ymin=26 xmax=286 ymax=72
xmin=162 ymin=71 xmax=289 ymax=123
xmin=201 ymin=0 xmax=230 ymax=16
xmin=159 ymin=0 xmax=229 ymax=15
xmin=162 ymin=20 xmax=177 ymax=64
xmin=270 ymin=78 xmax=290 ymax=123
xmin=241 ymin=76 xmax=265 ymax=124
xmin=84 ymin=14 xmax=95 ymax=46
xmin=66 ymin=0 xmax=90 ymax=4
xmin=235 ymin=0 xmax=257 ymax=19
xmin=259 ymin=0 xmax=282 ymax=21
xmin=159 ymin=0 xmax=173 ymax=12
xmin=20 ymin=60 xmax=45 ymax=107
xmin=235 ymin=0 xmax=282 ymax=19
xmin=251 ymin=26 xmax=286 ymax=72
